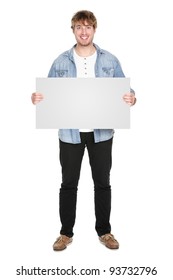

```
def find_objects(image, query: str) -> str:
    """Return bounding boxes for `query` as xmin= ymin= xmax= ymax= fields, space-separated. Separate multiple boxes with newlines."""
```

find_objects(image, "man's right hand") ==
xmin=31 ymin=93 xmax=44 ymax=105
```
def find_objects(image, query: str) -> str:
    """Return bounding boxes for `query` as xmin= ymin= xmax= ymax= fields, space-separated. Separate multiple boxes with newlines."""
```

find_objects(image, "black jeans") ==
xmin=59 ymin=132 xmax=113 ymax=237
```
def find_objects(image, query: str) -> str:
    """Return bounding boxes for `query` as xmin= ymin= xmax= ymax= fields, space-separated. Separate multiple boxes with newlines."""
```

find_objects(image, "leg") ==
xmin=86 ymin=134 xmax=113 ymax=236
xmin=59 ymin=140 xmax=85 ymax=237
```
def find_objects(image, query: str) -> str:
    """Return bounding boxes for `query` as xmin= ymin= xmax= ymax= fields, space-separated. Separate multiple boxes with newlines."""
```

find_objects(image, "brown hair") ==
xmin=71 ymin=10 xmax=97 ymax=30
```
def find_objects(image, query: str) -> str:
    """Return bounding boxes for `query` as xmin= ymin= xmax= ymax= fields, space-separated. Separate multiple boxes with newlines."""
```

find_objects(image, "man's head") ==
xmin=71 ymin=10 xmax=97 ymax=47
xmin=71 ymin=10 xmax=97 ymax=30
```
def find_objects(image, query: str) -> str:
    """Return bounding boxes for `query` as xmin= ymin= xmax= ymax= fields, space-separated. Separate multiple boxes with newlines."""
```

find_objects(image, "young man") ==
xmin=32 ymin=10 xmax=136 ymax=251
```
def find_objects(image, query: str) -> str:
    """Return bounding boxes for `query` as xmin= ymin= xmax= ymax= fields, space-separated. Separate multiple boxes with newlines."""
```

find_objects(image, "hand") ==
xmin=31 ymin=92 xmax=44 ymax=105
xmin=123 ymin=93 xmax=136 ymax=106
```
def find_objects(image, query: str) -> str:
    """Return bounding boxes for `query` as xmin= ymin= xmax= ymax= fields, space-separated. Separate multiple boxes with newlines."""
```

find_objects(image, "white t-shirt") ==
xmin=73 ymin=48 xmax=97 ymax=133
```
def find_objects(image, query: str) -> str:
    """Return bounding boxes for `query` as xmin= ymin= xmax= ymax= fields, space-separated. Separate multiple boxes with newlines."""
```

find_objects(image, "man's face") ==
xmin=73 ymin=20 xmax=96 ymax=47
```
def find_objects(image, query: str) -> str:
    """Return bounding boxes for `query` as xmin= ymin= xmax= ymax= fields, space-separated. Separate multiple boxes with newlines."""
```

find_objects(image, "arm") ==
xmin=31 ymin=59 xmax=57 ymax=104
xmin=114 ymin=59 xmax=136 ymax=106
xmin=31 ymin=61 xmax=55 ymax=104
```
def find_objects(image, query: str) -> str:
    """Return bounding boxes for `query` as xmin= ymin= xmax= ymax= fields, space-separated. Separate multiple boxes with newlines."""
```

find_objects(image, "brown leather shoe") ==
xmin=53 ymin=235 xmax=72 ymax=251
xmin=99 ymin=233 xmax=119 ymax=249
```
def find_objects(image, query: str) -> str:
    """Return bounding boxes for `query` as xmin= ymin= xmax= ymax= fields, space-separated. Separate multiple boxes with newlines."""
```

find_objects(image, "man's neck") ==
xmin=74 ymin=44 xmax=96 ymax=57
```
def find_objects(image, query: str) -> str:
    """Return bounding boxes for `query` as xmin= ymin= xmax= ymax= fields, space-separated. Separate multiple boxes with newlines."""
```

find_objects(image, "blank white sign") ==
xmin=36 ymin=78 xmax=130 ymax=129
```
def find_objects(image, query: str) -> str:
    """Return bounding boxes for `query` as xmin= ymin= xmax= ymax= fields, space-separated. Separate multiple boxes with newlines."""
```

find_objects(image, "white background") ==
xmin=0 ymin=0 xmax=173 ymax=279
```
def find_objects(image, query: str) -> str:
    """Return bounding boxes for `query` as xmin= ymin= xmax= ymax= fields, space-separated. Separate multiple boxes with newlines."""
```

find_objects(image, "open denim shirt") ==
xmin=48 ymin=44 xmax=134 ymax=144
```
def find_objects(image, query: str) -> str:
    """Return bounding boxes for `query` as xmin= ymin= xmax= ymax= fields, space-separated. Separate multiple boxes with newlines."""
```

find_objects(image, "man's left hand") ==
xmin=123 ymin=93 xmax=136 ymax=106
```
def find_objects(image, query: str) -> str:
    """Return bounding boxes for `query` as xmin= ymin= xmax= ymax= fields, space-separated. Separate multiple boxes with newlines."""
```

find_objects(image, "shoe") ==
xmin=53 ymin=235 xmax=72 ymax=251
xmin=99 ymin=233 xmax=119 ymax=249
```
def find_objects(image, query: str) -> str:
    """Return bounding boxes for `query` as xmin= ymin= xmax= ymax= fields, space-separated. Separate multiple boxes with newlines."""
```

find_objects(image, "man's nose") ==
xmin=81 ymin=27 xmax=87 ymax=33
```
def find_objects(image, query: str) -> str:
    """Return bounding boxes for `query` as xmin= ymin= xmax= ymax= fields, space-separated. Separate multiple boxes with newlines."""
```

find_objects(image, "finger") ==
xmin=35 ymin=95 xmax=43 ymax=100
xmin=32 ymin=96 xmax=43 ymax=105
xmin=32 ymin=93 xmax=43 ymax=97
xmin=123 ymin=97 xmax=131 ymax=102
xmin=33 ymin=99 xmax=42 ymax=105
xmin=33 ymin=94 xmax=44 ymax=101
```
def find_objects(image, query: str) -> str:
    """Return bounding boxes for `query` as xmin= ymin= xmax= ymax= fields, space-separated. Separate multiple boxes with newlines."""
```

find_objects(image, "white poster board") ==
xmin=36 ymin=77 xmax=130 ymax=129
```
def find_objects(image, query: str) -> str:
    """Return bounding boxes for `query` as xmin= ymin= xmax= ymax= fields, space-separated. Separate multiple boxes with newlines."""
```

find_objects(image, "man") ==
xmin=31 ymin=10 xmax=136 ymax=251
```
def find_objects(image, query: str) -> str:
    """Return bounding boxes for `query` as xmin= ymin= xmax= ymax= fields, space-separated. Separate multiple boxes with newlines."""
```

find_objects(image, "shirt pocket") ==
xmin=101 ymin=67 xmax=114 ymax=77
xmin=55 ymin=70 xmax=68 ymax=77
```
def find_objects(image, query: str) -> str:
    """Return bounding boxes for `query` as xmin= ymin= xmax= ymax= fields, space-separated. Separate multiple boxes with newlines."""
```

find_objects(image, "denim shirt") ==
xmin=48 ymin=44 xmax=133 ymax=144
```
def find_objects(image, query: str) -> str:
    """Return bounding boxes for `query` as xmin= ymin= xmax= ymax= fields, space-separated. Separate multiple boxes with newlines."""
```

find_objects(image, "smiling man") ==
xmin=31 ymin=10 xmax=136 ymax=251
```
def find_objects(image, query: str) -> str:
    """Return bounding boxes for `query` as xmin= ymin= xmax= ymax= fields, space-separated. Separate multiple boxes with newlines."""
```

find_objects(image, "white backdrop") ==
xmin=0 ymin=0 xmax=173 ymax=279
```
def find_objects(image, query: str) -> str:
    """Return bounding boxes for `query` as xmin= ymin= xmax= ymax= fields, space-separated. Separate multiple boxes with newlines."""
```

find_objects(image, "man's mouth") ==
xmin=81 ymin=36 xmax=88 ymax=40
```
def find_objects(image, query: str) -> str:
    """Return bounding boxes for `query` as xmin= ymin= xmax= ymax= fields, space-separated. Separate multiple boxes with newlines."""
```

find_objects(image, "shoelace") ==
xmin=56 ymin=235 xmax=70 ymax=243
xmin=102 ymin=234 xmax=116 ymax=241
xmin=56 ymin=236 xmax=63 ymax=243
xmin=56 ymin=236 xmax=67 ymax=243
